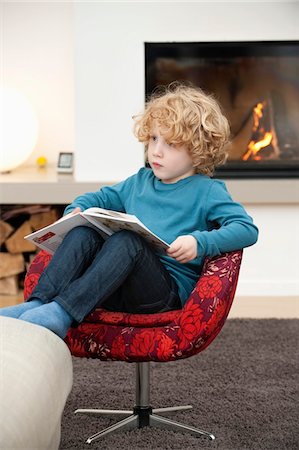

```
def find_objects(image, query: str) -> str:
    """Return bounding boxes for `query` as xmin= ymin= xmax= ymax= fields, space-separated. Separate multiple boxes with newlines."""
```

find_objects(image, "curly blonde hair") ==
xmin=133 ymin=83 xmax=230 ymax=176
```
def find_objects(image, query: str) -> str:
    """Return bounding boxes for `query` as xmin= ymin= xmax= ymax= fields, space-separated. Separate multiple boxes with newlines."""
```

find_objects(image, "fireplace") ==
xmin=145 ymin=41 xmax=299 ymax=178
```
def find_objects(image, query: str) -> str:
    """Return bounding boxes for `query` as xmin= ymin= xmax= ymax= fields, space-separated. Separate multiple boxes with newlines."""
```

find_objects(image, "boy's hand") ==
xmin=64 ymin=207 xmax=81 ymax=218
xmin=167 ymin=235 xmax=197 ymax=264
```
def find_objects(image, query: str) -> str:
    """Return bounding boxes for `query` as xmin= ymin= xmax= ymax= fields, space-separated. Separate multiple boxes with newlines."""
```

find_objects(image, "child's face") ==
xmin=147 ymin=127 xmax=195 ymax=184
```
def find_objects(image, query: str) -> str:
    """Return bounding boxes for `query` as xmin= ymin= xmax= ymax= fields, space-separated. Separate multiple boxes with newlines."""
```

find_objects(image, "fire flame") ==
xmin=243 ymin=101 xmax=273 ymax=161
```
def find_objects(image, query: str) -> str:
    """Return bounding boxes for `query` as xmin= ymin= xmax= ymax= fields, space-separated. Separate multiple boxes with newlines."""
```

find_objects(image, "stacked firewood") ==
xmin=0 ymin=206 xmax=61 ymax=295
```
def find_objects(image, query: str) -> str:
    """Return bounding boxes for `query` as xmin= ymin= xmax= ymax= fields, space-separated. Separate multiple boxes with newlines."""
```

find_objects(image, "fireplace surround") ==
xmin=145 ymin=41 xmax=299 ymax=178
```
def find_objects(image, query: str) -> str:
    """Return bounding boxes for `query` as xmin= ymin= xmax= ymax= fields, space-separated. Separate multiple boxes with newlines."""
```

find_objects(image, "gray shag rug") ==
xmin=60 ymin=319 xmax=299 ymax=450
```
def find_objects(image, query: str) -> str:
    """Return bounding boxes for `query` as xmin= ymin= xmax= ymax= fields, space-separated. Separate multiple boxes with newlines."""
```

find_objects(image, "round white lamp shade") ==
xmin=0 ymin=87 xmax=39 ymax=172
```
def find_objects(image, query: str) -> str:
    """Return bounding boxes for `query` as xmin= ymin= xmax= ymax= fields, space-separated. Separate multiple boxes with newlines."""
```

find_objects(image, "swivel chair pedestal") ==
xmin=75 ymin=362 xmax=215 ymax=444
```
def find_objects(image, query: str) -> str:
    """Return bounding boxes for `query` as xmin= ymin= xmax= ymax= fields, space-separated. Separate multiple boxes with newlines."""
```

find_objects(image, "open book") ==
xmin=24 ymin=207 xmax=170 ymax=255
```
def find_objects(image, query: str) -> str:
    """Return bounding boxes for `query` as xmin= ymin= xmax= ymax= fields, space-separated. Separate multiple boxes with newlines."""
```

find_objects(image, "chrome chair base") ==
xmin=75 ymin=362 xmax=215 ymax=444
xmin=75 ymin=405 xmax=215 ymax=444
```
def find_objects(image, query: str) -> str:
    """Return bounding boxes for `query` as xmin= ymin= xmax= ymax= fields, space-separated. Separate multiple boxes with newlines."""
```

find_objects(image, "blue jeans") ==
xmin=28 ymin=227 xmax=181 ymax=323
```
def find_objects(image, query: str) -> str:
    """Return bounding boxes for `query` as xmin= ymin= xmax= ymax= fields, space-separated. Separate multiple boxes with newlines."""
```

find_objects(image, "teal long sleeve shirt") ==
xmin=64 ymin=168 xmax=258 ymax=305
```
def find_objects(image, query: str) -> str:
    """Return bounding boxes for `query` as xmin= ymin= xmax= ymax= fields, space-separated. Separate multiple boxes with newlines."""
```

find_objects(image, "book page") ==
xmin=24 ymin=214 xmax=98 ymax=254
xmin=84 ymin=207 xmax=138 ymax=222
xmin=29 ymin=234 xmax=64 ymax=255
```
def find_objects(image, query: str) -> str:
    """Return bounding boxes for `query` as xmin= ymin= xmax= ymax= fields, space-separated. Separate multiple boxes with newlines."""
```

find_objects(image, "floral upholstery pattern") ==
xmin=24 ymin=249 xmax=242 ymax=363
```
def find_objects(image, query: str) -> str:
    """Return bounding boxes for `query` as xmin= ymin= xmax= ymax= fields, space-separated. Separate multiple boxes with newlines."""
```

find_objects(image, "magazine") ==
xmin=24 ymin=207 xmax=170 ymax=254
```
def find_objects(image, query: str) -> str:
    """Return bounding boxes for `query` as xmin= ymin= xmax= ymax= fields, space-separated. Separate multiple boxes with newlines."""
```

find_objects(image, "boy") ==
xmin=0 ymin=83 xmax=258 ymax=338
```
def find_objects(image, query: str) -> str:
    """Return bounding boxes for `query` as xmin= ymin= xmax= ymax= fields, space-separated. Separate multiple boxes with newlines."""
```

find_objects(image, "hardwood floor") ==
xmin=0 ymin=293 xmax=299 ymax=318
xmin=229 ymin=296 xmax=299 ymax=319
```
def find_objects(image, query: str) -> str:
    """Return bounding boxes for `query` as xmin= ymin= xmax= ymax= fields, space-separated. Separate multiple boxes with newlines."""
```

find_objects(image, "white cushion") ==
xmin=0 ymin=317 xmax=73 ymax=450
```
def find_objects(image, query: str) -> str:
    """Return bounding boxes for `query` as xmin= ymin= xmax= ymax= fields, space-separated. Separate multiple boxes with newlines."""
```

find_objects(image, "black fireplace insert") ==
xmin=145 ymin=41 xmax=299 ymax=178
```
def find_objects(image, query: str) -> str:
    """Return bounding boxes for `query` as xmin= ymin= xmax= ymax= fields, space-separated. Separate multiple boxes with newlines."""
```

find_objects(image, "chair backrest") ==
xmin=24 ymin=250 xmax=242 ymax=362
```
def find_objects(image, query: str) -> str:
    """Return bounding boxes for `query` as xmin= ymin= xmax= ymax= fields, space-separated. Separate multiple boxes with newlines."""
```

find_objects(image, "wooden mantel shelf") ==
xmin=0 ymin=166 xmax=112 ymax=205
xmin=0 ymin=165 xmax=298 ymax=205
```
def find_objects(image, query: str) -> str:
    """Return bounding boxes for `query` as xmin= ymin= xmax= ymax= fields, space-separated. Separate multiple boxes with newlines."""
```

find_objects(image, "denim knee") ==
xmin=107 ymin=230 xmax=143 ymax=248
xmin=65 ymin=226 xmax=101 ymax=242
xmin=106 ymin=230 xmax=147 ymax=260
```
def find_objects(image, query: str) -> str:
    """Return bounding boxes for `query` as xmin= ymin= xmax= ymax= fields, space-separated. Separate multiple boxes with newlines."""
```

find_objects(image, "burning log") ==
xmin=243 ymin=99 xmax=280 ymax=161
xmin=228 ymin=110 xmax=254 ymax=160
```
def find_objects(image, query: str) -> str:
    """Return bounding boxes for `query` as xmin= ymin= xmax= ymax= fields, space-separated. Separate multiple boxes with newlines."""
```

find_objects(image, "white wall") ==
xmin=238 ymin=204 xmax=299 ymax=296
xmin=1 ymin=1 xmax=75 ymax=166
xmin=2 ymin=2 xmax=299 ymax=297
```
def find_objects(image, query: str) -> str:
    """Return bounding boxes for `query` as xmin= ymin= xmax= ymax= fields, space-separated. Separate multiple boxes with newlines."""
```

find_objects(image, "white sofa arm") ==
xmin=0 ymin=317 xmax=73 ymax=450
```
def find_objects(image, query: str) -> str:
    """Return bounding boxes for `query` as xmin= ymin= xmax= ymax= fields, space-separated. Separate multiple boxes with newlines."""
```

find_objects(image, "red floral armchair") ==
xmin=24 ymin=249 xmax=242 ymax=444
